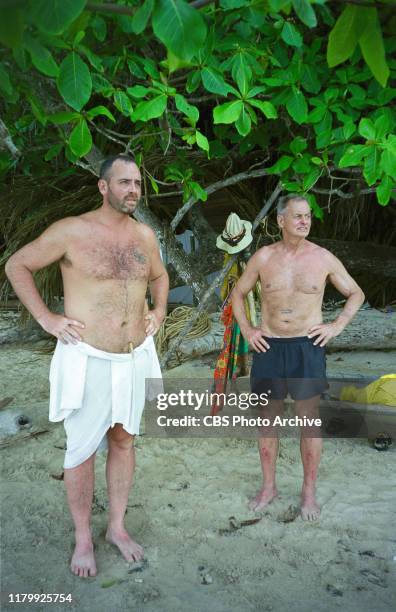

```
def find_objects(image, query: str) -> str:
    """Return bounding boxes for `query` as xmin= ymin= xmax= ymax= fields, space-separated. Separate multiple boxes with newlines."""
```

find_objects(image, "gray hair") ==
xmin=277 ymin=194 xmax=308 ymax=215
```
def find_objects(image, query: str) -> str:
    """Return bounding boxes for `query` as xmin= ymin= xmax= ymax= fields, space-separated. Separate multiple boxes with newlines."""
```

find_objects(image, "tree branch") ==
xmin=0 ymin=118 xmax=20 ymax=159
xmin=170 ymin=167 xmax=270 ymax=232
xmin=161 ymin=180 xmax=282 ymax=368
xmin=311 ymin=187 xmax=380 ymax=199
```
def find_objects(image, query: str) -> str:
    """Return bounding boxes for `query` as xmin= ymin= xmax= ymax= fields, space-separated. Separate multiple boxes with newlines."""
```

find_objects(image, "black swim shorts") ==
xmin=250 ymin=336 xmax=328 ymax=401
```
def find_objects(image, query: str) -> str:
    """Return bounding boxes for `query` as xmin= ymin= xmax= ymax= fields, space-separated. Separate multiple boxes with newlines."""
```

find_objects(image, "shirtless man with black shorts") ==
xmin=232 ymin=195 xmax=364 ymax=520
xmin=5 ymin=155 xmax=169 ymax=576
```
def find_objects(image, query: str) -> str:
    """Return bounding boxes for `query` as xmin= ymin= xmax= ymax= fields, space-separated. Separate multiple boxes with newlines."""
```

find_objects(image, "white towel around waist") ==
xmin=49 ymin=335 xmax=162 ymax=431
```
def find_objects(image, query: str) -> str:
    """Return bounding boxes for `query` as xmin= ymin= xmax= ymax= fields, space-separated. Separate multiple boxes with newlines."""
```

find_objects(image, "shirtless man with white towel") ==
xmin=5 ymin=155 xmax=169 ymax=577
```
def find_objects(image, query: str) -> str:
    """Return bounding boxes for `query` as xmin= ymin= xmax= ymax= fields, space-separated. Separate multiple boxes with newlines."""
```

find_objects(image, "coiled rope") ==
xmin=155 ymin=305 xmax=211 ymax=358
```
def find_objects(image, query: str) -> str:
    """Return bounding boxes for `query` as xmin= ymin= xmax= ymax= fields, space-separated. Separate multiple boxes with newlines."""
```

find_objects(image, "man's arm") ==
xmin=5 ymin=219 xmax=85 ymax=343
xmin=308 ymin=252 xmax=365 ymax=347
xmin=144 ymin=230 xmax=169 ymax=336
xmin=231 ymin=251 xmax=270 ymax=353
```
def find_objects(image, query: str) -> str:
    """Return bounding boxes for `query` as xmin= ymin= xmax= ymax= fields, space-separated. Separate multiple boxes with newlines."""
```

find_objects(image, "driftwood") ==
xmin=164 ymin=308 xmax=396 ymax=367
xmin=0 ymin=428 xmax=49 ymax=449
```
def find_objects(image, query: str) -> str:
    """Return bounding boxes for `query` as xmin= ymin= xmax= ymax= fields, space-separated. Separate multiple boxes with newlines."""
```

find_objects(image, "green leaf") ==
xmin=267 ymin=155 xmax=293 ymax=174
xmin=152 ymin=0 xmax=207 ymax=60
xmin=380 ymin=149 xmax=396 ymax=180
xmin=327 ymin=5 xmax=358 ymax=67
xmin=246 ymin=86 xmax=267 ymax=99
xmin=339 ymin=144 xmax=369 ymax=167
xmin=127 ymin=85 xmax=151 ymax=99
xmin=24 ymin=36 xmax=59 ymax=77
xmin=281 ymin=22 xmax=303 ymax=48
xmin=91 ymin=16 xmax=107 ymax=42
xmin=175 ymin=94 xmax=199 ymax=123
xmin=307 ymin=105 xmax=326 ymax=124
xmin=301 ymin=65 xmax=321 ymax=94
xmin=0 ymin=64 xmax=14 ymax=99
xmin=286 ymin=88 xmax=307 ymax=124
xmin=48 ymin=111 xmax=81 ymax=124
xmin=149 ymin=175 xmax=159 ymax=194
xmin=306 ymin=193 xmax=323 ymax=220
xmin=189 ymin=181 xmax=207 ymax=202
xmin=86 ymin=105 xmax=116 ymax=122
xmin=292 ymin=0 xmax=317 ymax=28
xmin=132 ymin=0 xmax=154 ymax=34
xmin=358 ymin=118 xmax=376 ymax=141
xmin=114 ymin=91 xmax=133 ymax=117
xmin=195 ymin=130 xmax=209 ymax=152
xmin=363 ymin=146 xmax=381 ymax=186
xmin=374 ymin=114 xmax=391 ymax=139
xmin=235 ymin=106 xmax=251 ymax=136
xmin=44 ymin=143 xmax=63 ymax=161
xmin=132 ymin=94 xmax=167 ymax=121
xmin=29 ymin=0 xmax=87 ymax=35
xmin=248 ymin=99 xmax=278 ymax=119
xmin=376 ymin=176 xmax=394 ymax=206
xmin=0 ymin=7 xmax=24 ymax=48
xmin=290 ymin=136 xmax=307 ymax=154
xmin=69 ymin=119 xmax=92 ymax=157
xmin=213 ymin=100 xmax=243 ymax=124
xmin=311 ymin=156 xmax=322 ymax=165
xmin=231 ymin=53 xmax=252 ymax=96
xmin=358 ymin=8 xmax=389 ymax=87
xmin=201 ymin=68 xmax=231 ymax=96
xmin=269 ymin=0 xmax=291 ymax=11
xmin=57 ymin=52 xmax=92 ymax=112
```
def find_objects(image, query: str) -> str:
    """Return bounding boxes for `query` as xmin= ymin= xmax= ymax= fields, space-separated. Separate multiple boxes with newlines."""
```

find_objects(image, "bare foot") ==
xmin=70 ymin=540 xmax=97 ymax=578
xmin=301 ymin=489 xmax=321 ymax=521
xmin=106 ymin=527 xmax=144 ymax=563
xmin=248 ymin=487 xmax=278 ymax=511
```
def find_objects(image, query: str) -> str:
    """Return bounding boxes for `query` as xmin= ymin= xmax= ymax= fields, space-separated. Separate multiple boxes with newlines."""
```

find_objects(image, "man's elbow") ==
xmin=5 ymin=254 xmax=18 ymax=280
xmin=359 ymin=288 xmax=365 ymax=306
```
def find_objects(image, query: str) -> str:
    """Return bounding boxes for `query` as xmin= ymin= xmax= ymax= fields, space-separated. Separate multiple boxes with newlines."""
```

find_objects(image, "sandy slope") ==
xmin=0 ymin=343 xmax=395 ymax=612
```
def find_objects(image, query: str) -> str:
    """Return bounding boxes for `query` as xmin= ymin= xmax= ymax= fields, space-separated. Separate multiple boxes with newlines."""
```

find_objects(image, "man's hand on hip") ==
xmin=145 ymin=309 xmax=165 ymax=336
xmin=244 ymin=326 xmax=271 ymax=353
xmin=308 ymin=321 xmax=343 ymax=347
xmin=38 ymin=312 xmax=85 ymax=344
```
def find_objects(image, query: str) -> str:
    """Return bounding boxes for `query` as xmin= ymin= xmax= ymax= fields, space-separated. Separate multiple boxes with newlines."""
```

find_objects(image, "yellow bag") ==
xmin=340 ymin=374 xmax=396 ymax=407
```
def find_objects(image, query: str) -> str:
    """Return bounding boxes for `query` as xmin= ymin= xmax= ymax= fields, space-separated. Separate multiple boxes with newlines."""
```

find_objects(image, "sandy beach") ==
xmin=1 ymin=330 xmax=395 ymax=612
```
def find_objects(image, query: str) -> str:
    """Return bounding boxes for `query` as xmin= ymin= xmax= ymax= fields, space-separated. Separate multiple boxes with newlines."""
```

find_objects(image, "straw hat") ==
xmin=216 ymin=213 xmax=253 ymax=254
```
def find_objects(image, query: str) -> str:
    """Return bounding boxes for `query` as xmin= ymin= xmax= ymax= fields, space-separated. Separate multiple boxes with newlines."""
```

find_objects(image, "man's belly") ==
xmin=64 ymin=280 xmax=148 ymax=352
xmin=260 ymin=295 xmax=323 ymax=337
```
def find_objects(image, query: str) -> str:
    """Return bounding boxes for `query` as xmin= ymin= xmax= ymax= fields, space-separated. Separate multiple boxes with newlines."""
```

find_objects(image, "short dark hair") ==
xmin=277 ymin=194 xmax=308 ymax=215
xmin=99 ymin=155 xmax=137 ymax=180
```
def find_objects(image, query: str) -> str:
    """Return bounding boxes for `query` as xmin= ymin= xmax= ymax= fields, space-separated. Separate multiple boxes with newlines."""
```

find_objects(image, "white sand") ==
xmin=1 ymin=342 xmax=395 ymax=612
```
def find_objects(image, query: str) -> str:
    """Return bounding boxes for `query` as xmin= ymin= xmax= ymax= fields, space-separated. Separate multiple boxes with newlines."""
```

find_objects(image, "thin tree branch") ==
xmin=161 ymin=180 xmax=282 ymax=368
xmin=171 ymin=167 xmax=270 ymax=232
xmin=311 ymin=187 xmax=379 ymax=199
xmin=0 ymin=118 xmax=20 ymax=159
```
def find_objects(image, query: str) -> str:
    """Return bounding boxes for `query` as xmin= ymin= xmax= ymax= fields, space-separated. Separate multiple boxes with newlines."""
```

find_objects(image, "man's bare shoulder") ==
xmin=306 ymin=242 xmax=338 ymax=266
xmin=133 ymin=221 xmax=158 ymax=243
xmin=43 ymin=215 xmax=89 ymax=239
xmin=254 ymin=242 xmax=279 ymax=261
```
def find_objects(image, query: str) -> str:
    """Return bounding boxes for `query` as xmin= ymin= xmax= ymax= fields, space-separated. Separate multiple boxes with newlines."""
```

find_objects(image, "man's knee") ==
xmin=107 ymin=424 xmax=135 ymax=450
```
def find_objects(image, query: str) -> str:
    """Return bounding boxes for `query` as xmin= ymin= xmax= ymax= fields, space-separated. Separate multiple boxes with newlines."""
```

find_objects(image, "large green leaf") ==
xmin=286 ymin=88 xmax=307 ymax=124
xmin=358 ymin=8 xmax=389 ymax=87
xmin=57 ymin=52 xmax=92 ymax=111
xmin=292 ymin=0 xmax=317 ymax=28
xmin=0 ymin=7 xmax=24 ymax=48
xmin=281 ymin=22 xmax=303 ymax=48
xmin=0 ymin=64 xmax=16 ymax=101
xmin=132 ymin=94 xmax=167 ymax=121
xmin=152 ymin=0 xmax=207 ymax=60
xmin=201 ymin=68 xmax=231 ymax=96
xmin=231 ymin=53 xmax=252 ymax=96
xmin=86 ymin=105 xmax=116 ymax=122
xmin=25 ymin=36 xmax=59 ymax=77
xmin=248 ymin=99 xmax=278 ymax=119
xmin=132 ymin=0 xmax=154 ymax=34
xmin=175 ymin=94 xmax=199 ymax=123
xmin=48 ymin=111 xmax=81 ymax=124
xmin=266 ymin=155 xmax=293 ymax=174
xmin=114 ymin=91 xmax=133 ymax=117
xmin=363 ymin=146 xmax=381 ymax=186
xmin=213 ymin=100 xmax=243 ymax=124
xmin=327 ymin=5 xmax=358 ymax=67
xmin=358 ymin=118 xmax=376 ymax=141
xmin=195 ymin=130 xmax=209 ymax=152
xmin=338 ymin=144 xmax=369 ymax=167
xmin=29 ymin=0 xmax=87 ymax=35
xmin=235 ymin=106 xmax=251 ymax=136
xmin=69 ymin=119 xmax=92 ymax=157
xmin=380 ymin=149 xmax=396 ymax=180
xmin=376 ymin=176 xmax=394 ymax=206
